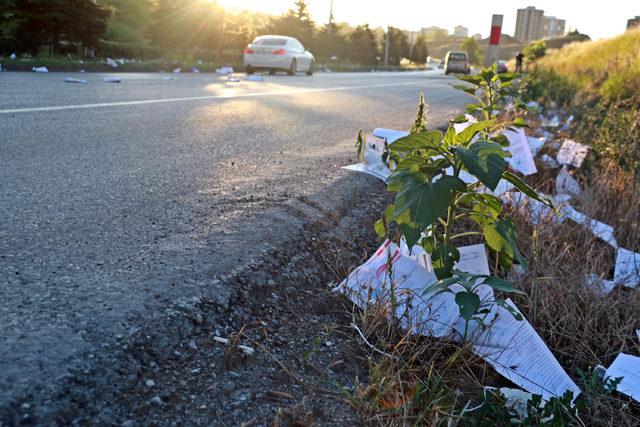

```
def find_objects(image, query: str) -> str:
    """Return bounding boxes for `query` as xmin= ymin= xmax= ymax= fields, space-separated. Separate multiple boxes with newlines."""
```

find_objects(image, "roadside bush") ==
xmin=522 ymin=68 xmax=577 ymax=107
xmin=524 ymin=40 xmax=547 ymax=61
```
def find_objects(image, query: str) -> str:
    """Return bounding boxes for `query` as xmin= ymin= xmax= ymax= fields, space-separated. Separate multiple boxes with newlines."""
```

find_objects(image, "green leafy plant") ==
xmin=374 ymin=67 xmax=552 ymax=339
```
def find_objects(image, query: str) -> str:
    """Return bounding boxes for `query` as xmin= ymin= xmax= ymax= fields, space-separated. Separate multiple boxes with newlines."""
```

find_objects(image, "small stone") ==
xmin=149 ymin=396 xmax=163 ymax=405
xmin=187 ymin=339 xmax=198 ymax=351
xmin=221 ymin=380 xmax=236 ymax=395
xmin=325 ymin=341 xmax=334 ymax=347
xmin=145 ymin=379 xmax=155 ymax=387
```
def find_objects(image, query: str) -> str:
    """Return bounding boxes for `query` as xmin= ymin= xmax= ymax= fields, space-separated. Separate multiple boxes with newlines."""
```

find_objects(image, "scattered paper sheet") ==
xmin=173 ymin=67 xmax=181 ymax=74
xmin=226 ymin=76 xmax=241 ymax=83
xmin=503 ymin=128 xmax=538 ymax=176
xmin=560 ymin=115 xmax=574 ymax=131
xmin=614 ymin=248 xmax=640 ymax=287
xmin=540 ymin=154 xmax=560 ymax=168
xmin=372 ymin=128 xmax=409 ymax=143
xmin=585 ymin=274 xmax=617 ymax=296
xmin=216 ymin=66 xmax=234 ymax=75
xmin=526 ymin=135 xmax=546 ymax=157
xmin=453 ymin=114 xmax=478 ymax=134
xmin=339 ymin=241 xmax=459 ymax=337
xmin=103 ymin=77 xmax=122 ymax=83
xmin=247 ymin=75 xmax=264 ymax=82
xmin=562 ymin=205 xmax=618 ymax=247
xmin=505 ymin=192 xmax=560 ymax=226
xmin=463 ymin=300 xmax=581 ymax=400
xmin=526 ymin=101 xmax=540 ymax=110
xmin=10 ymin=53 xmax=16 ymax=60
xmin=455 ymin=244 xmax=491 ymax=276
xmin=64 ymin=77 xmax=87 ymax=84
xmin=106 ymin=58 xmax=118 ymax=68
xmin=556 ymin=139 xmax=588 ymax=168
xmin=32 ymin=66 xmax=48 ymax=73
xmin=606 ymin=353 xmax=640 ymax=402
xmin=191 ymin=67 xmax=200 ymax=73
xmin=342 ymin=163 xmax=390 ymax=182
xmin=555 ymin=166 xmax=581 ymax=197
xmin=546 ymin=115 xmax=560 ymax=128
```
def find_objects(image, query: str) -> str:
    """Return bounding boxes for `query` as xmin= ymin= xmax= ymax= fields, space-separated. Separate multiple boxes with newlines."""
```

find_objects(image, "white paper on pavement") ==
xmin=103 ymin=77 xmax=122 ymax=83
xmin=503 ymin=128 xmax=537 ymax=176
xmin=562 ymin=205 xmax=618 ymax=247
xmin=606 ymin=353 xmax=640 ymax=402
xmin=173 ymin=67 xmax=181 ymax=74
xmin=32 ymin=66 xmax=48 ymax=73
xmin=226 ymin=76 xmax=241 ymax=83
xmin=556 ymin=139 xmax=588 ymax=168
xmin=614 ymin=248 xmax=640 ymax=287
xmin=465 ymin=300 xmax=582 ymax=400
xmin=555 ymin=166 xmax=581 ymax=197
xmin=342 ymin=163 xmax=390 ymax=182
xmin=64 ymin=77 xmax=87 ymax=84
xmin=216 ymin=66 xmax=234 ymax=75
xmin=339 ymin=240 xmax=460 ymax=337
xmin=372 ymin=128 xmax=409 ymax=143
xmin=247 ymin=74 xmax=264 ymax=82
xmin=106 ymin=58 xmax=118 ymax=68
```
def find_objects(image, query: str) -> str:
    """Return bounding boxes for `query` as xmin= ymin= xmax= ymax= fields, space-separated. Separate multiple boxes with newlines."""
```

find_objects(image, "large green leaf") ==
xmin=455 ymin=120 xmax=495 ymax=146
xmin=400 ymin=222 xmax=422 ymax=249
xmin=483 ymin=218 xmax=528 ymax=268
xmin=455 ymin=291 xmax=481 ymax=321
xmin=394 ymin=175 xmax=467 ymax=229
xmin=503 ymin=171 xmax=553 ymax=208
xmin=451 ymin=84 xmax=477 ymax=96
xmin=453 ymin=141 xmax=509 ymax=191
xmin=443 ymin=125 xmax=457 ymax=147
xmin=456 ymin=74 xmax=483 ymax=85
xmin=388 ymin=130 xmax=443 ymax=153
xmin=482 ymin=276 xmax=525 ymax=294
xmin=432 ymin=244 xmax=460 ymax=279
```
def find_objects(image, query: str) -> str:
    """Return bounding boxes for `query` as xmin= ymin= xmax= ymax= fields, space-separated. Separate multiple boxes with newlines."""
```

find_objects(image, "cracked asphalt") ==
xmin=0 ymin=69 xmax=468 ymax=419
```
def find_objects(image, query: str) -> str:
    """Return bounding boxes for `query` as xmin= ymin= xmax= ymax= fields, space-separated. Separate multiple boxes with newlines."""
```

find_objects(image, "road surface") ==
xmin=0 ymin=70 xmax=468 ymax=417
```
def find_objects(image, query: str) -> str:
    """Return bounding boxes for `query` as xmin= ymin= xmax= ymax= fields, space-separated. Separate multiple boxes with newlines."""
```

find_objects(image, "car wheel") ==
xmin=245 ymin=66 xmax=254 ymax=75
xmin=306 ymin=60 xmax=314 ymax=76
xmin=287 ymin=59 xmax=297 ymax=76
xmin=268 ymin=69 xmax=276 ymax=75
xmin=445 ymin=71 xmax=449 ymax=75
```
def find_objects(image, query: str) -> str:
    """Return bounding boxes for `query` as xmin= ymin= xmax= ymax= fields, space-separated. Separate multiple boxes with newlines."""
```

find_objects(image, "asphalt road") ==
xmin=0 ymin=69 xmax=468 ymax=415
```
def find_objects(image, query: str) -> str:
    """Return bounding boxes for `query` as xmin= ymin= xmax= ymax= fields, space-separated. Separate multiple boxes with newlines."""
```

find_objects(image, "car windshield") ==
xmin=449 ymin=53 xmax=466 ymax=61
xmin=253 ymin=38 xmax=287 ymax=46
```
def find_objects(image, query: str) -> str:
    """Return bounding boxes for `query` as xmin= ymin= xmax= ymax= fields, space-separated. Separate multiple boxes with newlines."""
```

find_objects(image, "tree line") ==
xmin=0 ymin=0 xmax=430 ymax=66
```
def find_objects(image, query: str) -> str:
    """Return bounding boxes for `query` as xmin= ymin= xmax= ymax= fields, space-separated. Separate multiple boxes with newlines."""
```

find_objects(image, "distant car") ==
xmin=243 ymin=35 xmax=315 ymax=76
xmin=444 ymin=51 xmax=470 ymax=75
xmin=497 ymin=60 xmax=508 ymax=73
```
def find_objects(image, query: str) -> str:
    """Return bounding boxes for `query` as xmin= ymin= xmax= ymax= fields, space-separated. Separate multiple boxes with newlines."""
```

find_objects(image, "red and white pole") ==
xmin=485 ymin=14 xmax=503 ymax=67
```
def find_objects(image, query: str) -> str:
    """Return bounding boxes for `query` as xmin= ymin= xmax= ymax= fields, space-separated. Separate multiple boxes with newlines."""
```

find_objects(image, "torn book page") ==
xmin=503 ymin=128 xmax=537 ymax=176
xmin=247 ymin=75 xmax=264 ymax=82
xmin=338 ymin=240 xmax=459 ymax=337
xmin=341 ymin=163 xmax=390 ymax=183
xmin=32 ymin=66 xmax=48 ymax=73
xmin=455 ymin=244 xmax=491 ymax=276
xmin=606 ymin=353 xmax=640 ymax=402
xmin=106 ymin=58 xmax=118 ymax=68
xmin=614 ymin=248 xmax=640 ymax=287
xmin=540 ymin=154 xmax=560 ymax=168
xmin=216 ymin=66 xmax=234 ymax=75
xmin=464 ymin=300 xmax=581 ymax=400
xmin=555 ymin=166 xmax=581 ymax=197
xmin=526 ymin=135 xmax=547 ymax=157
xmin=560 ymin=115 xmax=574 ymax=131
xmin=556 ymin=139 xmax=588 ymax=168
xmin=545 ymin=115 xmax=560 ymax=128
xmin=173 ymin=67 xmax=181 ymax=74
xmin=372 ymin=128 xmax=409 ymax=143
xmin=504 ymin=192 xmax=561 ymax=226
xmin=561 ymin=205 xmax=618 ymax=247
xmin=585 ymin=274 xmax=617 ymax=296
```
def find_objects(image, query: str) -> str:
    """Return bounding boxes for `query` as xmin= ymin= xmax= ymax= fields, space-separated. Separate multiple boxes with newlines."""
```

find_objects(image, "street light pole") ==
xmin=328 ymin=0 xmax=334 ymax=34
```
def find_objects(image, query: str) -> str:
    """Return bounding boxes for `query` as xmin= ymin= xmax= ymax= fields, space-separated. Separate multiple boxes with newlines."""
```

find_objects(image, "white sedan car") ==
xmin=243 ymin=35 xmax=315 ymax=76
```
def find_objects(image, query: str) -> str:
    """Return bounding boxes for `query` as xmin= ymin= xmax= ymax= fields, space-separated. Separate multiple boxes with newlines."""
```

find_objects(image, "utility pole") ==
xmin=327 ymin=0 xmax=334 ymax=34
xmin=384 ymin=25 xmax=390 ymax=66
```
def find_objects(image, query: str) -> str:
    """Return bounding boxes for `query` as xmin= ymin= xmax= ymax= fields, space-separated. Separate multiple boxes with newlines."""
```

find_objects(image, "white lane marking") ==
xmin=0 ymin=80 xmax=424 ymax=115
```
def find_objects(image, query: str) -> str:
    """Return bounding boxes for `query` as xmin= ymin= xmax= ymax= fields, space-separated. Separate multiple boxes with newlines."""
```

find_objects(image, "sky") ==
xmin=219 ymin=0 xmax=637 ymax=40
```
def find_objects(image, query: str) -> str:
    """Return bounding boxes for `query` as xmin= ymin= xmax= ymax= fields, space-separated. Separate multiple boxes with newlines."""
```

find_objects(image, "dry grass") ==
xmin=536 ymin=28 xmax=640 ymax=101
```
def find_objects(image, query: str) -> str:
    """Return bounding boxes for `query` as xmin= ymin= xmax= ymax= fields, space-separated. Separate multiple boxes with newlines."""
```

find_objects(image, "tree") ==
xmin=386 ymin=26 xmax=409 ymax=66
xmin=410 ymin=34 xmax=428 ymax=64
xmin=15 ymin=0 xmax=108 ymax=53
xmin=262 ymin=0 xmax=315 ymax=48
xmin=349 ymin=24 xmax=378 ymax=64
xmin=0 ymin=0 xmax=17 ymax=52
xmin=524 ymin=40 xmax=547 ymax=61
xmin=461 ymin=37 xmax=483 ymax=65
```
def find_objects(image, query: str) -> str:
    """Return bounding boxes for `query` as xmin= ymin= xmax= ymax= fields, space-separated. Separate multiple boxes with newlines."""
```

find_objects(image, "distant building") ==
xmin=628 ymin=16 xmax=640 ymax=30
xmin=471 ymin=33 xmax=483 ymax=40
xmin=543 ymin=16 xmax=566 ymax=38
xmin=420 ymin=26 xmax=449 ymax=39
xmin=453 ymin=25 xmax=469 ymax=38
xmin=515 ymin=6 xmax=545 ymax=42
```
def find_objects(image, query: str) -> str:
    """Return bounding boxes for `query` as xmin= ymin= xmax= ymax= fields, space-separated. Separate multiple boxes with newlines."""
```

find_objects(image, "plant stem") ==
xmin=450 ymin=231 xmax=483 ymax=240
